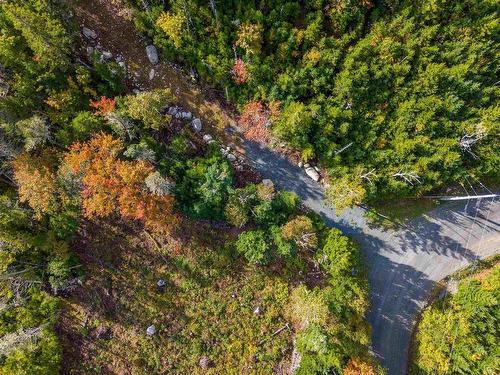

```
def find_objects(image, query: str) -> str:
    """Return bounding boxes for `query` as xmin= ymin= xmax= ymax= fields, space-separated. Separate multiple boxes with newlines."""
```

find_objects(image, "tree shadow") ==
xmin=237 ymin=139 xmax=500 ymax=374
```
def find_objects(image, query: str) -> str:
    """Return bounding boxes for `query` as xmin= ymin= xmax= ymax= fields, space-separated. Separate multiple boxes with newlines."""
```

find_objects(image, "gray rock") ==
xmin=118 ymin=61 xmax=126 ymax=70
xmin=82 ymin=27 xmax=97 ymax=40
xmin=86 ymin=46 xmax=94 ymax=56
xmin=181 ymin=111 xmax=193 ymax=120
xmin=314 ymin=166 xmax=320 ymax=172
xmin=102 ymin=51 xmax=113 ymax=60
xmin=304 ymin=163 xmax=310 ymax=168
xmin=157 ymin=279 xmax=166 ymax=288
xmin=253 ymin=306 xmax=261 ymax=316
xmin=191 ymin=118 xmax=202 ymax=132
xmin=146 ymin=325 xmax=156 ymax=336
xmin=298 ymin=161 xmax=304 ymax=168
xmin=262 ymin=179 xmax=274 ymax=187
xmin=226 ymin=153 xmax=237 ymax=162
xmin=203 ymin=134 xmax=213 ymax=143
xmin=199 ymin=356 xmax=213 ymax=369
xmin=146 ymin=45 xmax=159 ymax=65
xmin=149 ymin=68 xmax=155 ymax=80
xmin=167 ymin=106 xmax=180 ymax=116
xmin=305 ymin=167 xmax=320 ymax=182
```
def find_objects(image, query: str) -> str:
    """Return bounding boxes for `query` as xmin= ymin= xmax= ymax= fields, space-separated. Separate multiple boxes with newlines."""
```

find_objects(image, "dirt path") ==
xmin=72 ymin=0 xmax=245 ymax=152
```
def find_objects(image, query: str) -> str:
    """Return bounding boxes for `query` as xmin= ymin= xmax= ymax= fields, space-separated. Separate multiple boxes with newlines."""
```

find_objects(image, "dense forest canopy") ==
xmin=414 ymin=266 xmax=499 ymax=374
xmin=131 ymin=0 xmax=499 ymax=208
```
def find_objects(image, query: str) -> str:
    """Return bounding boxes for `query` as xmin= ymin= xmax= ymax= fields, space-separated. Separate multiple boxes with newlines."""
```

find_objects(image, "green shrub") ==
xmin=235 ymin=230 xmax=271 ymax=265
xmin=1 ymin=329 xmax=62 ymax=375
xmin=175 ymin=150 xmax=234 ymax=220
xmin=270 ymin=225 xmax=295 ymax=258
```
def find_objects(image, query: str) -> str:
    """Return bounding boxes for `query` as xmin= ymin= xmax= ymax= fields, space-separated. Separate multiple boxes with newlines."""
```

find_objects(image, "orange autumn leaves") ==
xmin=238 ymin=101 xmax=280 ymax=143
xmin=63 ymin=133 xmax=177 ymax=232
xmin=12 ymin=151 xmax=60 ymax=219
xmin=13 ymin=133 xmax=177 ymax=233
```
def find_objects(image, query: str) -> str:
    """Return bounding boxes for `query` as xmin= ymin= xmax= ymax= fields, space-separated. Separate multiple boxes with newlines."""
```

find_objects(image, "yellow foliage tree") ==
xmin=236 ymin=23 xmax=263 ymax=55
xmin=156 ymin=12 xmax=186 ymax=48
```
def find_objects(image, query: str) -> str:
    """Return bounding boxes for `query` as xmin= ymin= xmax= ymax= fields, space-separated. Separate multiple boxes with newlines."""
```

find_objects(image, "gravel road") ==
xmin=240 ymin=138 xmax=500 ymax=375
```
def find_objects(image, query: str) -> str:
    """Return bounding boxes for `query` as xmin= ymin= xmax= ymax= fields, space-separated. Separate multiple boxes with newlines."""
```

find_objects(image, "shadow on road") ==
xmin=239 ymin=137 xmax=500 ymax=375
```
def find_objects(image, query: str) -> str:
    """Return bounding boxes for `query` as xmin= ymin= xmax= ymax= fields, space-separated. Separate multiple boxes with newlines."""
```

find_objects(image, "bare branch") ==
xmin=393 ymin=170 xmax=421 ymax=185
xmin=334 ymin=142 xmax=353 ymax=156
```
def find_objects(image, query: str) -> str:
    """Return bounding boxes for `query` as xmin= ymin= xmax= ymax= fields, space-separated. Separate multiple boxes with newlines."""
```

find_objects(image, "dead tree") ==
xmin=360 ymin=169 xmax=376 ymax=184
xmin=393 ymin=170 xmax=421 ymax=185
xmin=208 ymin=0 xmax=218 ymax=24
xmin=460 ymin=132 xmax=485 ymax=159
xmin=334 ymin=142 xmax=353 ymax=156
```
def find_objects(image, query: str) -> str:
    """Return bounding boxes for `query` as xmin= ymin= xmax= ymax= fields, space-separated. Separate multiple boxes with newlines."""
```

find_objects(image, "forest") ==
xmin=412 ymin=264 xmax=499 ymax=375
xmin=131 ymin=0 xmax=499 ymax=209
xmin=0 ymin=0 xmax=378 ymax=373
xmin=0 ymin=0 xmax=498 ymax=374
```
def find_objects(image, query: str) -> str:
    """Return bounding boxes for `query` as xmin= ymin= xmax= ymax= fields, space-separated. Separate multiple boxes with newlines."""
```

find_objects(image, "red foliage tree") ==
xmin=231 ymin=58 xmax=248 ymax=85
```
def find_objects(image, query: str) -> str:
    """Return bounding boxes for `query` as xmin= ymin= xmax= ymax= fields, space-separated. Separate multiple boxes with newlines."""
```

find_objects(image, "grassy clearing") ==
xmin=57 ymin=218 xmax=318 ymax=374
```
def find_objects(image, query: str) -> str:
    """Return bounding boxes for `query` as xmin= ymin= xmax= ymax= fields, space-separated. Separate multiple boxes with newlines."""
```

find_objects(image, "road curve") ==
xmin=239 ymin=138 xmax=500 ymax=375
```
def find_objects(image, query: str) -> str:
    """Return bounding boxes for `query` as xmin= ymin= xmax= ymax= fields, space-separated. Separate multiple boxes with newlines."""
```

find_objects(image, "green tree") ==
xmin=325 ymin=175 xmax=366 ymax=213
xmin=414 ymin=267 xmax=499 ymax=375
xmin=235 ymin=230 xmax=271 ymax=265
xmin=121 ymin=89 xmax=174 ymax=131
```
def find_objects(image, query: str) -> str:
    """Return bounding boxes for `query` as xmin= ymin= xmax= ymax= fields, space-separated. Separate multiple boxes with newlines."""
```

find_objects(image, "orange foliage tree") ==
xmin=90 ymin=96 xmax=116 ymax=115
xmin=238 ymin=101 xmax=269 ymax=142
xmin=343 ymin=358 xmax=378 ymax=375
xmin=238 ymin=101 xmax=280 ymax=143
xmin=63 ymin=133 xmax=177 ymax=233
xmin=12 ymin=150 xmax=59 ymax=219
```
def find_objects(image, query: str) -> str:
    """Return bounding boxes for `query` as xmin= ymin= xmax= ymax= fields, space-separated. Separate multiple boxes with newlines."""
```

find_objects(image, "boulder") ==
xmin=199 ymin=356 xmax=213 ymax=369
xmin=102 ymin=51 xmax=113 ymax=60
xmin=253 ymin=306 xmax=261 ymax=316
xmin=262 ymin=179 xmax=274 ymax=188
xmin=82 ymin=27 xmax=97 ymax=40
xmin=180 ymin=111 xmax=193 ymax=120
xmin=191 ymin=118 xmax=202 ymax=132
xmin=157 ymin=279 xmax=166 ymax=293
xmin=146 ymin=45 xmax=159 ymax=65
xmin=298 ymin=161 xmax=304 ymax=168
xmin=202 ymin=134 xmax=213 ymax=143
xmin=146 ymin=325 xmax=156 ymax=336
xmin=149 ymin=68 xmax=155 ymax=80
xmin=167 ymin=106 xmax=180 ymax=116
xmin=226 ymin=153 xmax=237 ymax=162
xmin=305 ymin=167 xmax=320 ymax=182
xmin=95 ymin=324 xmax=111 ymax=340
